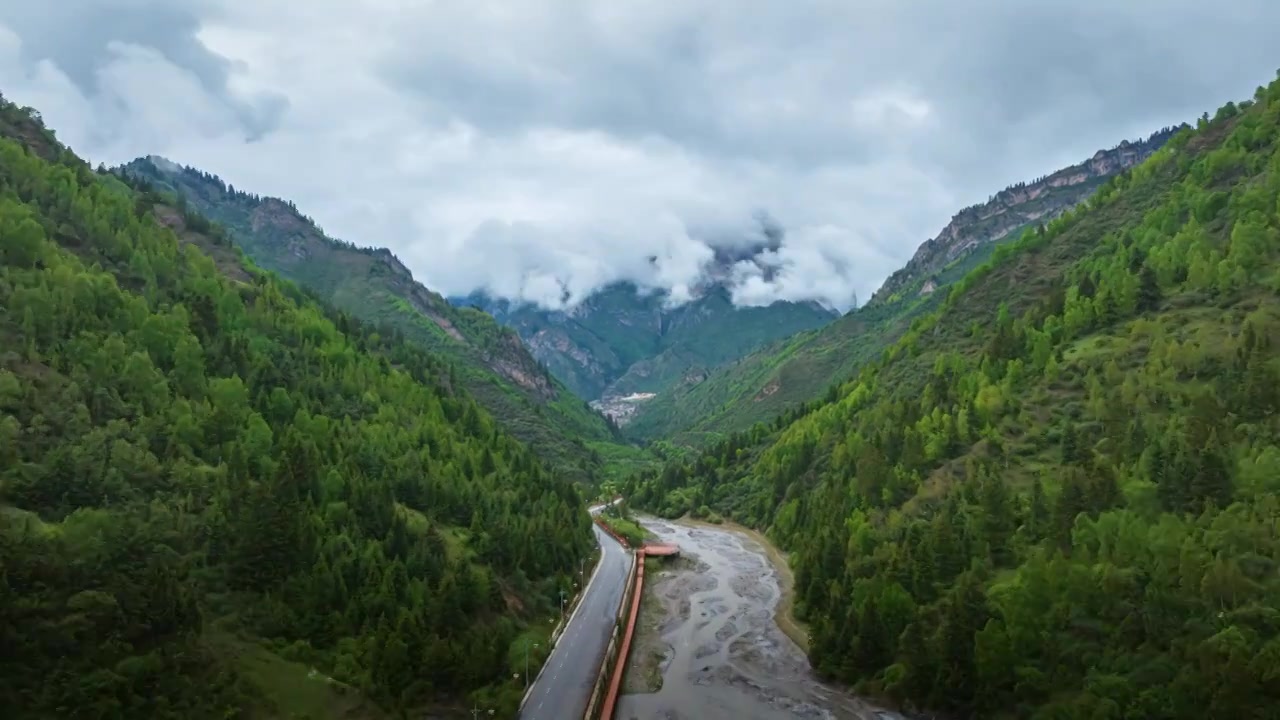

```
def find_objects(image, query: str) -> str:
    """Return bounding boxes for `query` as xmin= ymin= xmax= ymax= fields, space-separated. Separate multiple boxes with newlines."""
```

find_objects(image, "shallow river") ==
xmin=616 ymin=517 xmax=897 ymax=720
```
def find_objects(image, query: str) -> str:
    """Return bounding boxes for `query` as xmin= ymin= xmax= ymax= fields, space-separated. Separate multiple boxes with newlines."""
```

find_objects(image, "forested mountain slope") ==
xmin=0 ymin=97 xmax=592 ymax=718
xmin=624 ymin=129 xmax=1182 ymax=446
xmin=118 ymin=157 xmax=636 ymax=484
xmin=457 ymin=274 xmax=837 ymax=410
xmin=628 ymin=77 xmax=1280 ymax=718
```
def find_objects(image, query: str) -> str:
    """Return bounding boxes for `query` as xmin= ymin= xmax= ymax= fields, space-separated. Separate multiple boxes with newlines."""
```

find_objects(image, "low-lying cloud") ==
xmin=2 ymin=0 xmax=1277 ymax=310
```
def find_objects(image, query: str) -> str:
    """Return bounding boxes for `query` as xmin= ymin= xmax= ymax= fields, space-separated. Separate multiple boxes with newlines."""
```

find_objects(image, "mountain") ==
xmin=627 ymin=80 xmax=1280 ymax=718
xmin=870 ymin=126 xmax=1184 ymax=307
xmin=623 ymin=126 xmax=1185 ymax=445
xmin=0 ymin=95 xmax=591 ymax=717
xmin=119 ymin=156 xmax=649 ymax=483
xmin=455 ymin=278 xmax=838 ymax=420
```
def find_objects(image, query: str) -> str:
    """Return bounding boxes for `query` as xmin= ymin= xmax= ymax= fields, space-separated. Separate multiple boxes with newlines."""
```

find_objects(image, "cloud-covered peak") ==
xmin=2 ymin=1 xmax=1277 ymax=312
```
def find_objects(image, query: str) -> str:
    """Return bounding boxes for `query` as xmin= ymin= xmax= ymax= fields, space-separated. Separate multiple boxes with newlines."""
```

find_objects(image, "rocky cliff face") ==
xmin=869 ymin=125 xmax=1186 ymax=305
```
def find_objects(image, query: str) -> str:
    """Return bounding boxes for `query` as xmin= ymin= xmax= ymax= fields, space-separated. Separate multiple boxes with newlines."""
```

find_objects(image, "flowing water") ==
xmin=615 ymin=517 xmax=900 ymax=720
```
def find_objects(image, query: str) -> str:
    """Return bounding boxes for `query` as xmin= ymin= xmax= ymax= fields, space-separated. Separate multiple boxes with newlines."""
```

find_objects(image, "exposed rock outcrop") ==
xmin=869 ymin=125 xmax=1186 ymax=305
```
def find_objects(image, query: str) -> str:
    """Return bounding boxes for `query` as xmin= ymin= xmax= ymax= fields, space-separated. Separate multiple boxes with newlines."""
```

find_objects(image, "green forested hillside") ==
xmin=628 ymin=78 xmax=1280 ymax=718
xmin=624 ymin=131 xmax=1181 ymax=447
xmin=0 ymin=98 xmax=592 ymax=718
xmin=459 ymin=280 xmax=837 ymax=404
xmin=621 ymin=295 xmax=934 ymax=445
xmin=118 ymin=157 xmax=640 ymax=485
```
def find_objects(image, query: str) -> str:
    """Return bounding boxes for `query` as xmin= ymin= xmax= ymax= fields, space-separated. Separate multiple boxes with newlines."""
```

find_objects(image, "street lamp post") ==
xmin=559 ymin=589 xmax=568 ymax=618
xmin=523 ymin=639 xmax=539 ymax=690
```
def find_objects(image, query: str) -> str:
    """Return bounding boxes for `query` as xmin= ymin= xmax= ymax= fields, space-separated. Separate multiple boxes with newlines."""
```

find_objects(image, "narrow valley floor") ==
xmin=616 ymin=517 xmax=899 ymax=720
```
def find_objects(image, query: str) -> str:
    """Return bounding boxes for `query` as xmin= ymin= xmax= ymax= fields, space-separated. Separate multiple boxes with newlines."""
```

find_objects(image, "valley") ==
xmin=626 ymin=82 xmax=1280 ymax=718
xmin=616 ymin=516 xmax=891 ymax=720
xmin=3 ymin=12 xmax=1280 ymax=720
xmin=457 ymin=281 xmax=839 ymax=423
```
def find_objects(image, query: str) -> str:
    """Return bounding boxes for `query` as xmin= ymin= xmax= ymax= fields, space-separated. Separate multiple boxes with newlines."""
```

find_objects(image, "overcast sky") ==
xmin=1 ymin=1 xmax=1276 ymax=310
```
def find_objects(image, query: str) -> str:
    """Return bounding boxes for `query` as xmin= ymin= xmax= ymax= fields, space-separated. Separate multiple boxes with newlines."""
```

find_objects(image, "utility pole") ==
xmin=523 ymin=639 xmax=539 ymax=690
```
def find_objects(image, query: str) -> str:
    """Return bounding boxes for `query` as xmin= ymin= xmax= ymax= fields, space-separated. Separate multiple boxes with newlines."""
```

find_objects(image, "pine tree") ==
xmin=1061 ymin=421 xmax=1080 ymax=465
xmin=1137 ymin=263 xmax=1161 ymax=312
xmin=1053 ymin=475 xmax=1087 ymax=552
xmin=979 ymin=472 xmax=1015 ymax=566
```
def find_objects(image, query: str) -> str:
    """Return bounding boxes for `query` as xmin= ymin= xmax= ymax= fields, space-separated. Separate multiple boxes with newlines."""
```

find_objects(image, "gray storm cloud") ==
xmin=1 ymin=0 xmax=1276 ymax=311
xmin=0 ymin=0 xmax=287 ymax=146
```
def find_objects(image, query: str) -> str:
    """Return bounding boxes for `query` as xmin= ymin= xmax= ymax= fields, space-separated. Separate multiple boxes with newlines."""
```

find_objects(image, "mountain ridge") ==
xmin=870 ymin=125 xmax=1186 ymax=306
xmin=623 ymin=124 xmax=1185 ymax=445
xmin=456 ymin=280 xmax=839 ymax=414
xmin=119 ymin=156 xmax=648 ymax=483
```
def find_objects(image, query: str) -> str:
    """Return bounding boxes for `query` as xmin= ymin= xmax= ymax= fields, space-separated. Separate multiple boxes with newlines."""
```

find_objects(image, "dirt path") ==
xmin=617 ymin=517 xmax=896 ymax=720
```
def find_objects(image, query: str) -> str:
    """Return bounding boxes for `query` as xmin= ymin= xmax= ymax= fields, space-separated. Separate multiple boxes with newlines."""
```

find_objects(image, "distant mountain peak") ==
xmin=459 ymin=276 xmax=837 ymax=405
xmin=868 ymin=124 xmax=1188 ymax=306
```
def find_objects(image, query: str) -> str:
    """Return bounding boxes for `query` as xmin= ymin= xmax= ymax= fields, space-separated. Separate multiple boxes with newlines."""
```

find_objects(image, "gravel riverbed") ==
xmin=616 ymin=517 xmax=899 ymax=720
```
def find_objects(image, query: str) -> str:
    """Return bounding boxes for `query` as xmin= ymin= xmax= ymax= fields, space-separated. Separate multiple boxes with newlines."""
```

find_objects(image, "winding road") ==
xmin=520 ymin=501 xmax=630 ymax=720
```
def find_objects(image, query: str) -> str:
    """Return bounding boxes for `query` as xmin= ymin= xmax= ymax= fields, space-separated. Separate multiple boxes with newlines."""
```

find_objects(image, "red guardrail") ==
xmin=598 ymin=548 xmax=645 ymax=720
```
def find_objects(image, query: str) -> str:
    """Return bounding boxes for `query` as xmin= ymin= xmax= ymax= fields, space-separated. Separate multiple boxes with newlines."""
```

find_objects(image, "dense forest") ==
xmin=0 ymin=97 xmax=592 ymax=718
xmin=116 ymin=157 xmax=641 ymax=486
xmin=628 ymin=77 xmax=1280 ymax=718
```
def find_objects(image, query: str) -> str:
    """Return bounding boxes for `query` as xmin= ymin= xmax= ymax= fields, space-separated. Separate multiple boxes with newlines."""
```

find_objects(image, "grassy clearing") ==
xmin=589 ymin=440 xmax=662 ymax=482
xmin=599 ymin=513 xmax=652 ymax=547
xmin=506 ymin=619 xmax=557 ymax=691
xmin=623 ymin=556 xmax=671 ymax=694
xmin=208 ymin=633 xmax=381 ymax=720
xmin=393 ymin=502 xmax=429 ymax=533
xmin=437 ymin=527 xmax=472 ymax=562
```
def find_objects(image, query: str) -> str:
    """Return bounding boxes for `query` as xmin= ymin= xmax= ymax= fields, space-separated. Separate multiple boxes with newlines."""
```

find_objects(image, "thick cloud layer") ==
xmin=1 ymin=0 xmax=1275 ymax=310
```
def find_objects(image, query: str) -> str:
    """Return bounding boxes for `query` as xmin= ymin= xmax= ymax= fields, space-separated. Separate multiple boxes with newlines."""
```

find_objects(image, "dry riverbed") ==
xmin=617 ymin=517 xmax=899 ymax=720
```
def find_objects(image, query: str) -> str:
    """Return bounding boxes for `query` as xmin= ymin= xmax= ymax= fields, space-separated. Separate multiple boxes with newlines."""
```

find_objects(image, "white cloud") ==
xmin=1 ymin=0 xmax=1277 ymax=311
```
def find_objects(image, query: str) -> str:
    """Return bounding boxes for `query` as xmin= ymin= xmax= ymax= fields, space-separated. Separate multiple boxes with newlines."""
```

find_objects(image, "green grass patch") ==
xmin=438 ymin=527 xmax=472 ymax=562
xmin=598 ymin=514 xmax=651 ymax=546
xmin=506 ymin=621 xmax=556 ymax=689
xmin=208 ymin=634 xmax=380 ymax=720
xmin=589 ymin=440 xmax=662 ymax=482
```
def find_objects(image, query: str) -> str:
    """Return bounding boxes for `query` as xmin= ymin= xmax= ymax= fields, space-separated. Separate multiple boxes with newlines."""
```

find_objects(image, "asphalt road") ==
xmin=520 ymin=504 xmax=630 ymax=720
